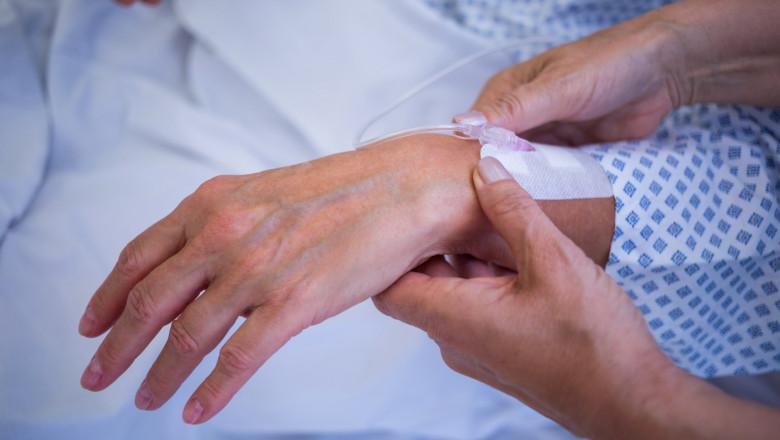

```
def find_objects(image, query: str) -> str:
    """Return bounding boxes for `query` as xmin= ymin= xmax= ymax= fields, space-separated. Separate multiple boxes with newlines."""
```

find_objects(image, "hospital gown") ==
xmin=1 ymin=1 xmax=777 ymax=440
xmin=426 ymin=0 xmax=780 ymax=378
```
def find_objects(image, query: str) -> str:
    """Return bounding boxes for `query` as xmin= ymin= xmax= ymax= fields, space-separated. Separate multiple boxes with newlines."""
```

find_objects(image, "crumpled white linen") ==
xmin=0 ymin=0 xmax=50 ymax=240
xmin=0 ymin=1 xmax=575 ymax=439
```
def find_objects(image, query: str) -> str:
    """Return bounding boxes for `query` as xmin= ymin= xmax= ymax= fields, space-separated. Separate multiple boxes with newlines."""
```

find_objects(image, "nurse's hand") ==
xmin=463 ymin=0 xmax=780 ymax=146
xmin=77 ymin=136 xmax=493 ymax=424
xmin=374 ymin=157 xmax=780 ymax=439
xmin=457 ymin=16 xmax=681 ymax=146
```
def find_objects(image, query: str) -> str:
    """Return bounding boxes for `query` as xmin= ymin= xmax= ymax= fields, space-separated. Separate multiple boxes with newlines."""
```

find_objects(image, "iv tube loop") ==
xmin=353 ymin=36 xmax=565 ymax=149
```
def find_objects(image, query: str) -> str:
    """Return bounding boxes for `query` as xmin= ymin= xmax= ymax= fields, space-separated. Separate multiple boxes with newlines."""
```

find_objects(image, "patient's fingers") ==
xmin=79 ymin=217 xmax=186 ymax=337
xmin=135 ymin=282 xmax=240 ymax=411
xmin=80 ymin=245 xmax=205 ymax=391
xmin=182 ymin=303 xmax=310 ymax=424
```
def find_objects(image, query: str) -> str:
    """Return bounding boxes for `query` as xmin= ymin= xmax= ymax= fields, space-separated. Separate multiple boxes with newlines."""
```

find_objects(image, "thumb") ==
xmin=372 ymin=272 xmax=466 ymax=333
xmin=473 ymin=157 xmax=571 ymax=270
xmin=464 ymin=83 xmax=559 ymax=135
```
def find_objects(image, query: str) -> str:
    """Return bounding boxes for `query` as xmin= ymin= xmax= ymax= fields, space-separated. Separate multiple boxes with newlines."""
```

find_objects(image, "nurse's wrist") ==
xmin=581 ymin=350 xmax=700 ymax=440
xmin=650 ymin=0 xmax=780 ymax=108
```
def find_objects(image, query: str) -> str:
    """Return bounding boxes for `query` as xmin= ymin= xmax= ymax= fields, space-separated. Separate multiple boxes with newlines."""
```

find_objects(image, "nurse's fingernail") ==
xmin=183 ymin=397 xmax=203 ymax=424
xmin=135 ymin=380 xmax=153 ymax=410
xmin=78 ymin=304 xmax=96 ymax=335
xmin=453 ymin=111 xmax=487 ymax=127
xmin=477 ymin=157 xmax=512 ymax=183
xmin=81 ymin=356 xmax=103 ymax=389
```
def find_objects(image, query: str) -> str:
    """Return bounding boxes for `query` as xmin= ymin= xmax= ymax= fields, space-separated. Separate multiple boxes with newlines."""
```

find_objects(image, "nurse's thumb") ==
xmin=457 ymin=86 xmax=555 ymax=135
xmin=473 ymin=157 xmax=564 ymax=270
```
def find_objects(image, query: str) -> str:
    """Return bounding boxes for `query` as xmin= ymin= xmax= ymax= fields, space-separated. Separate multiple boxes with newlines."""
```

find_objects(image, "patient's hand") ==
xmin=77 ymin=135 xmax=613 ymax=424
xmin=78 ymin=136 xmax=490 ymax=423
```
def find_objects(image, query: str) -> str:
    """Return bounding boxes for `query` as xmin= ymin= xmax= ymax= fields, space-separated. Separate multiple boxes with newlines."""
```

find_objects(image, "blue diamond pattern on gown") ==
xmin=426 ymin=0 xmax=779 ymax=377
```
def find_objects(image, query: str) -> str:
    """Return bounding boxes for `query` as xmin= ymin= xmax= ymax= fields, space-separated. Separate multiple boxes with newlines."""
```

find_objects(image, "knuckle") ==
xmin=490 ymin=92 xmax=526 ymax=121
xmin=489 ymin=184 xmax=537 ymax=219
xmin=185 ymin=176 xmax=229 ymax=208
xmin=194 ymin=213 xmax=247 ymax=253
xmin=116 ymin=241 xmax=145 ymax=280
xmin=99 ymin=338 xmax=124 ymax=368
xmin=168 ymin=319 xmax=201 ymax=357
xmin=217 ymin=343 xmax=255 ymax=378
xmin=196 ymin=378 xmax=223 ymax=404
xmin=125 ymin=283 xmax=157 ymax=323
xmin=143 ymin=370 xmax=173 ymax=401
xmin=370 ymin=295 xmax=391 ymax=317
xmin=195 ymin=175 xmax=235 ymax=199
xmin=440 ymin=350 xmax=469 ymax=377
xmin=144 ymin=367 xmax=179 ymax=400
xmin=208 ymin=210 xmax=246 ymax=234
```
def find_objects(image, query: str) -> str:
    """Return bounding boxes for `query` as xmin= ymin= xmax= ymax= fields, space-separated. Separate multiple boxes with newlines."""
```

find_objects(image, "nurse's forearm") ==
xmin=597 ymin=367 xmax=780 ymax=440
xmin=651 ymin=0 xmax=780 ymax=107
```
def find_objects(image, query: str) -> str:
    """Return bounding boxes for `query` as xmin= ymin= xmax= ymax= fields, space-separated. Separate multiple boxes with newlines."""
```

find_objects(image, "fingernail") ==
xmin=81 ymin=356 xmax=103 ymax=389
xmin=477 ymin=157 xmax=513 ymax=183
xmin=78 ymin=304 xmax=96 ymax=335
xmin=135 ymin=380 xmax=153 ymax=410
xmin=453 ymin=111 xmax=487 ymax=127
xmin=183 ymin=397 xmax=203 ymax=424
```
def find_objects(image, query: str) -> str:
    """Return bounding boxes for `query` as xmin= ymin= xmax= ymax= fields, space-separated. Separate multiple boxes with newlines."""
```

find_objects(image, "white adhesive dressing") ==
xmin=481 ymin=142 xmax=613 ymax=200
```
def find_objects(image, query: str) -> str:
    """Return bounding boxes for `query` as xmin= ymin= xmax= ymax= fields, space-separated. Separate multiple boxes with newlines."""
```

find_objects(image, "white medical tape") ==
xmin=481 ymin=142 xmax=613 ymax=200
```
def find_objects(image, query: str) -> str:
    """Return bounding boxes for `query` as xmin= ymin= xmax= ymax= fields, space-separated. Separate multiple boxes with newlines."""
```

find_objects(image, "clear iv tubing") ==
xmin=353 ymin=123 xmax=536 ymax=152
xmin=353 ymin=36 xmax=566 ymax=150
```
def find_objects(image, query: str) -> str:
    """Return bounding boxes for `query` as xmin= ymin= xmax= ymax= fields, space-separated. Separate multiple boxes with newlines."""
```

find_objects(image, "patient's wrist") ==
xmin=366 ymin=135 xmax=615 ymax=267
xmin=388 ymin=135 xmax=485 ymax=255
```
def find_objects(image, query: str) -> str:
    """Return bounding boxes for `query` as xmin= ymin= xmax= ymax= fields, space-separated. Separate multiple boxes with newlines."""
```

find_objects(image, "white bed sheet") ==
xmin=0 ymin=1 xmax=576 ymax=439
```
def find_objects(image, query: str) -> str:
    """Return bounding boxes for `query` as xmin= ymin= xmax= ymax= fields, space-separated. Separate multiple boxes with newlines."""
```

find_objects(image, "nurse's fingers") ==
xmin=374 ymin=271 xmax=474 ymax=335
xmin=475 ymin=82 xmax=561 ymax=141
xmin=181 ymin=302 xmax=313 ymax=424
xmin=79 ymin=217 xmax=186 ymax=338
xmin=454 ymin=62 xmax=561 ymax=136
xmin=135 ymin=282 xmax=241 ymax=411
xmin=414 ymin=255 xmax=458 ymax=277
xmin=449 ymin=254 xmax=515 ymax=278
xmin=80 ymin=246 xmax=208 ymax=391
